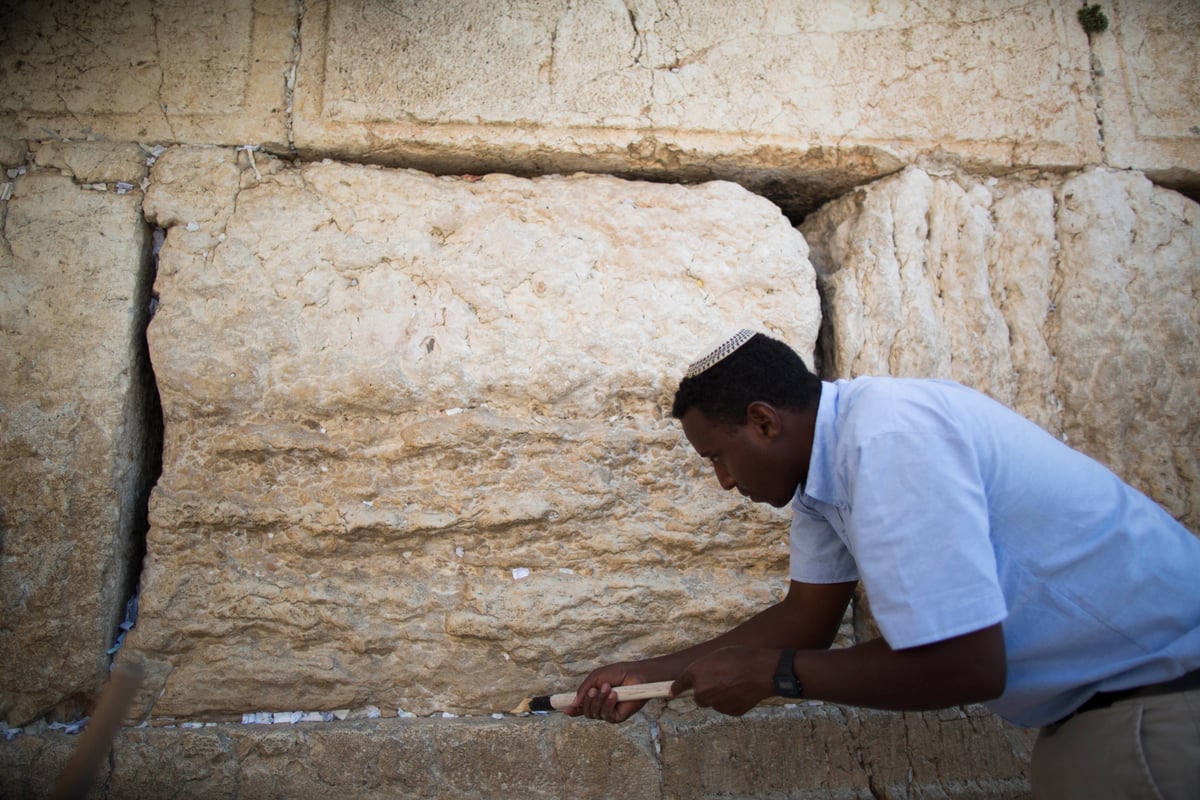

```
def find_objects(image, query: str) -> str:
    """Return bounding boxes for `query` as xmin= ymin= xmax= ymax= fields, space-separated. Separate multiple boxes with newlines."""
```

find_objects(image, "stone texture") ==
xmin=1092 ymin=0 xmax=1200 ymax=197
xmin=32 ymin=141 xmax=152 ymax=186
xmin=294 ymin=0 xmax=1099 ymax=218
xmin=1050 ymin=169 xmax=1200 ymax=531
xmin=1 ymin=3 xmax=1197 ymax=796
xmin=121 ymin=146 xmax=819 ymax=721
xmin=0 ymin=0 xmax=295 ymax=148
xmin=0 ymin=706 xmax=1032 ymax=800
xmin=0 ymin=138 xmax=28 ymax=169
xmin=659 ymin=705 xmax=1033 ymax=799
xmin=4 ymin=2 xmax=1197 ymax=220
xmin=0 ymin=172 xmax=158 ymax=726
xmin=800 ymin=166 xmax=1200 ymax=532
xmin=0 ymin=727 xmax=79 ymax=800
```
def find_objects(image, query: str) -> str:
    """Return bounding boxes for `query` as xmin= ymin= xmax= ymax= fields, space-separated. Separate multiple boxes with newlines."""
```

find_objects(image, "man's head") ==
xmin=671 ymin=331 xmax=821 ymax=425
xmin=671 ymin=331 xmax=821 ymax=507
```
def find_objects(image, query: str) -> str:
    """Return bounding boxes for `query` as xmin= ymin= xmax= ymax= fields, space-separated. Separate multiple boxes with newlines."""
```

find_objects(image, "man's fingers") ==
xmin=583 ymin=684 xmax=612 ymax=719
xmin=567 ymin=677 xmax=656 ymax=723
xmin=669 ymin=673 xmax=693 ymax=699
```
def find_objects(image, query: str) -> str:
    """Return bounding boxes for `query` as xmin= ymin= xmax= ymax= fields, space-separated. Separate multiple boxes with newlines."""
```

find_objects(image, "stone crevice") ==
xmin=147 ymin=6 xmax=179 ymax=144
xmin=283 ymin=0 xmax=305 ymax=159
xmin=1081 ymin=9 xmax=1108 ymax=161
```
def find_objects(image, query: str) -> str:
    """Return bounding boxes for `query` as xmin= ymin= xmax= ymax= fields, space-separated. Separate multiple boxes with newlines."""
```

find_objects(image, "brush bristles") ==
xmin=527 ymin=695 xmax=554 ymax=712
xmin=510 ymin=694 xmax=554 ymax=714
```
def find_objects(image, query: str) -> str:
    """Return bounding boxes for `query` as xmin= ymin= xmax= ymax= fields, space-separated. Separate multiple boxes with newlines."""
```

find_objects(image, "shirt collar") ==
xmin=797 ymin=380 xmax=841 ymax=507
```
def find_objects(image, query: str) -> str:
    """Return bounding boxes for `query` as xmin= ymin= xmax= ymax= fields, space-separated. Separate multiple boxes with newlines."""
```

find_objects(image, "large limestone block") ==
xmin=1050 ymin=169 xmax=1200 ymax=531
xmin=0 ymin=172 xmax=157 ymax=725
xmin=0 ymin=706 xmax=1032 ymax=799
xmin=0 ymin=0 xmax=295 ymax=148
xmin=109 ymin=715 xmax=661 ymax=800
xmin=32 ymin=141 xmax=151 ymax=186
xmin=659 ymin=705 xmax=1032 ymax=798
xmin=295 ymin=0 xmax=1099 ymax=218
xmin=0 ymin=728 xmax=76 ymax=800
xmin=801 ymin=166 xmax=1200 ymax=532
xmin=1092 ymin=0 xmax=1200 ymax=197
xmin=123 ymin=146 xmax=820 ymax=719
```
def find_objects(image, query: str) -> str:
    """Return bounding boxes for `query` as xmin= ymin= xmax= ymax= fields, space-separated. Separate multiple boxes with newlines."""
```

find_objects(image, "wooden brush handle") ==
xmin=549 ymin=680 xmax=675 ymax=710
xmin=51 ymin=662 xmax=144 ymax=800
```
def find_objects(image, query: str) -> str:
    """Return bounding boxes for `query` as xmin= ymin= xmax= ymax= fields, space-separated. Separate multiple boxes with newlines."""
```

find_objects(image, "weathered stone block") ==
xmin=658 ymin=705 xmax=1033 ymax=799
xmin=32 ymin=141 xmax=151 ymax=186
xmin=800 ymin=166 xmax=1200 ymax=532
xmin=0 ymin=0 xmax=295 ymax=148
xmin=122 ymin=146 xmax=819 ymax=720
xmin=0 ymin=728 xmax=81 ymax=799
xmin=1050 ymin=169 xmax=1200 ymax=531
xmin=108 ymin=727 xmax=240 ymax=800
xmin=1 ymin=707 xmax=1032 ymax=800
xmin=0 ymin=138 xmax=27 ymax=169
xmin=294 ymin=0 xmax=1099 ymax=218
xmin=1093 ymin=0 xmax=1200 ymax=197
xmin=0 ymin=172 xmax=157 ymax=725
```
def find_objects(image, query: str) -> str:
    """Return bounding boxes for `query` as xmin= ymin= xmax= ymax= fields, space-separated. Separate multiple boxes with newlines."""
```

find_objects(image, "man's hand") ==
xmin=557 ymin=580 xmax=857 ymax=723
xmin=670 ymin=646 xmax=779 ymax=717
xmin=560 ymin=662 xmax=655 ymax=723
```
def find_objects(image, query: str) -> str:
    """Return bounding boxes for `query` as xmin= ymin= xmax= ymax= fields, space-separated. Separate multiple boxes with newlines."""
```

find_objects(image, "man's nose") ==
xmin=714 ymin=462 xmax=736 ymax=491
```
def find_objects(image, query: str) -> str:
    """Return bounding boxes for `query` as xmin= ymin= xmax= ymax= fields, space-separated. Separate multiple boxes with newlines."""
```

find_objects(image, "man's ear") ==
xmin=745 ymin=401 xmax=781 ymax=438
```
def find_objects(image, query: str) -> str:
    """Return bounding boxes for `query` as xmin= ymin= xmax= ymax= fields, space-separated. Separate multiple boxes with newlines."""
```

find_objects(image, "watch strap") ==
xmin=773 ymin=648 xmax=803 ymax=697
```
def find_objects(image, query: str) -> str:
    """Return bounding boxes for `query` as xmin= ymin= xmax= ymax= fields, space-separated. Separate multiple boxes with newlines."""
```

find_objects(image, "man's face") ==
xmin=680 ymin=405 xmax=797 ymax=508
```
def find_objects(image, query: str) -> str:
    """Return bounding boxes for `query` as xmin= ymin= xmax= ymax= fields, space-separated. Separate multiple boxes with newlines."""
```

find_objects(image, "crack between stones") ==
xmin=284 ymin=0 xmax=305 ymax=158
xmin=1082 ymin=21 xmax=1107 ymax=161
xmin=545 ymin=17 xmax=560 ymax=104
xmin=623 ymin=1 xmax=643 ymax=66
xmin=100 ymin=215 xmax=163 ymax=714
xmin=648 ymin=718 xmax=666 ymax=798
xmin=148 ymin=5 xmax=178 ymax=143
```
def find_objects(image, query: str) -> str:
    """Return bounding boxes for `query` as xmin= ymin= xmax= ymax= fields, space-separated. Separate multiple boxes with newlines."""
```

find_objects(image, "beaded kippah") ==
xmin=684 ymin=329 xmax=756 ymax=378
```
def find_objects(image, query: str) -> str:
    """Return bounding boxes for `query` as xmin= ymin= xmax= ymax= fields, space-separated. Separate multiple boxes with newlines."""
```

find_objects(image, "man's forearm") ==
xmin=632 ymin=580 xmax=856 ymax=683
xmin=792 ymin=624 xmax=1007 ymax=710
xmin=671 ymin=622 xmax=1008 ymax=717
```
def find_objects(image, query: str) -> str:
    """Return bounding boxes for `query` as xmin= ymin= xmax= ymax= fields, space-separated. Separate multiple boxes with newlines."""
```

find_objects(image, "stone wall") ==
xmin=1 ymin=169 xmax=159 ymax=727
xmin=801 ymin=166 xmax=1199 ymax=527
xmin=1 ymin=705 xmax=1032 ymax=800
xmin=1 ymin=1 xmax=1198 ymax=798
xmin=129 ymin=149 xmax=818 ymax=721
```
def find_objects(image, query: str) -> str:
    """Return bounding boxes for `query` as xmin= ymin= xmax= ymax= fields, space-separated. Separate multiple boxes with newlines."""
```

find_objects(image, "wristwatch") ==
xmin=773 ymin=648 xmax=803 ymax=697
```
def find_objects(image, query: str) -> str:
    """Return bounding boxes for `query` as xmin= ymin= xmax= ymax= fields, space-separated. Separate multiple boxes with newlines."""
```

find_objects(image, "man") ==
xmin=565 ymin=330 xmax=1200 ymax=799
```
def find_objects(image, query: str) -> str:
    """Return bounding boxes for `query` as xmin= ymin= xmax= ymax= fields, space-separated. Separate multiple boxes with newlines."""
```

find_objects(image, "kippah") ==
xmin=684 ymin=329 xmax=756 ymax=378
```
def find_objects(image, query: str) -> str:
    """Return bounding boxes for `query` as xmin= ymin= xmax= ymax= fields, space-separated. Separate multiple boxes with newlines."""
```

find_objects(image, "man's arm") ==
xmin=671 ymin=622 xmax=1007 ymax=717
xmin=564 ymin=579 xmax=856 ymax=722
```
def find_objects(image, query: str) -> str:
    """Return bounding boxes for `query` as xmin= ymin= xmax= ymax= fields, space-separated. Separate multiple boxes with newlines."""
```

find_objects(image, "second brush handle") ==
xmin=549 ymin=680 xmax=676 ymax=710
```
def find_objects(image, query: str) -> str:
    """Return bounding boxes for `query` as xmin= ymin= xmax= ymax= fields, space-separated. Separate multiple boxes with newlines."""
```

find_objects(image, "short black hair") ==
xmin=671 ymin=333 xmax=821 ymax=425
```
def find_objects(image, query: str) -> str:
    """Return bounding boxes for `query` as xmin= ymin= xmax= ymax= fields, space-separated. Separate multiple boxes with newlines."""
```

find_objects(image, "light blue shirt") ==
xmin=790 ymin=377 xmax=1200 ymax=727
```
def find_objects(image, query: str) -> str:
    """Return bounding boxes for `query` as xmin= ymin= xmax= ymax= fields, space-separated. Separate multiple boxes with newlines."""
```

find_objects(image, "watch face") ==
xmin=774 ymin=649 xmax=803 ymax=697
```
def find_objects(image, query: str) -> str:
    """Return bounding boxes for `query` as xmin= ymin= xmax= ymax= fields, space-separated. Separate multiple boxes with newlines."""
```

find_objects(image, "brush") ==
xmin=51 ymin=662 xmax=144 ymax=800
xmin=510 ymin=680 xmax=676 ymax=714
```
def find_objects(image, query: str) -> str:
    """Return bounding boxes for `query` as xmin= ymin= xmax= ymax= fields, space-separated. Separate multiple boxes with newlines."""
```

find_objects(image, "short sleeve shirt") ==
xmin=790 ymin=377 xmax=1200 ymax=727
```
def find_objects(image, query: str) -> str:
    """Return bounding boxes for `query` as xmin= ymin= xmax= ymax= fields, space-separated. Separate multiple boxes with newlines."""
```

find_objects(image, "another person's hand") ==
xmin=561 ymin=662 xmax=654 ymax=723
xmin=670 ymin=646 xmax=778 ymax=717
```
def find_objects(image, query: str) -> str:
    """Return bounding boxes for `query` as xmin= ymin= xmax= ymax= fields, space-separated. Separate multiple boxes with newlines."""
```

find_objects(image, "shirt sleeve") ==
xmin=843 ymin=430 xmax=1008 ymax=649
xmin=789 ymin=495 xmax=859 ymax=583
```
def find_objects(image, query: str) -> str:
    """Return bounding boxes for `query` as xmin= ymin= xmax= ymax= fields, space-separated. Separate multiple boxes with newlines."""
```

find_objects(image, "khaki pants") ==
xmin=1031 ymin=688 xmax=1200 ymax=799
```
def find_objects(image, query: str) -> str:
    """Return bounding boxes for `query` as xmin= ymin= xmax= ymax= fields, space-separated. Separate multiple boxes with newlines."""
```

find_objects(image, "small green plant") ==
xmin=1078 ymin=4 xmax=1109 ymax=34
